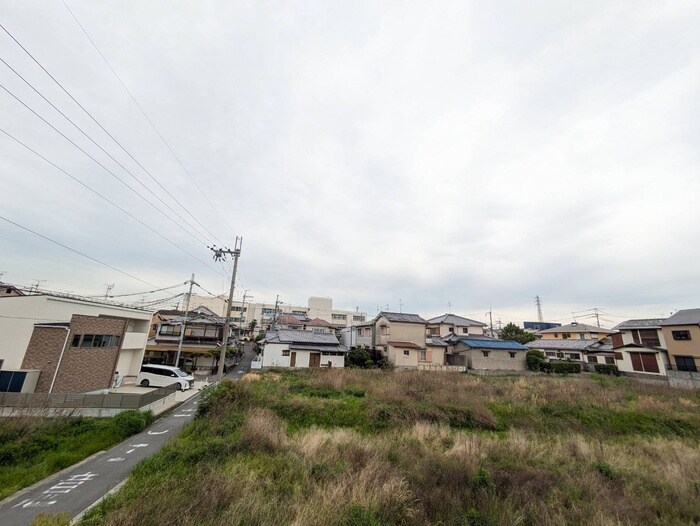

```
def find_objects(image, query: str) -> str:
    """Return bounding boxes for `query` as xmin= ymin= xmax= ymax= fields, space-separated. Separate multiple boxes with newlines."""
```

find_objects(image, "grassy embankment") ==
xmin=0 ymin=410 xmax=153 ymax=500
xmin=78 ymin=370 xmax=700 ymax=526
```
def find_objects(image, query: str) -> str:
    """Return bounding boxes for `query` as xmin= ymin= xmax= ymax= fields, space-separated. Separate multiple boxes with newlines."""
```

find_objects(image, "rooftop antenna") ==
xmin=0 ymin=271 xmax=6 ymax=281
xmin=30 ymin=279 xmax=46 ymax=292
xmin=104 ymin=283 xmax=115 ymax=299
xmin=535 ymin=295 xmax=543 ymax=323
xmin=448 ymin=301 xmax=452 ymax=314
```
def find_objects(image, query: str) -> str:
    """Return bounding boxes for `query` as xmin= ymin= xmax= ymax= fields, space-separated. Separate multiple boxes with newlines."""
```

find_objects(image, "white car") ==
xmin=137 ymin=364 xmax=195 ymax=391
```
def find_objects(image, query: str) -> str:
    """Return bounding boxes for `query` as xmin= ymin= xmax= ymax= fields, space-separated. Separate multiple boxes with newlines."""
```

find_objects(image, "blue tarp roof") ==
xmin=458 ymin=339 xmax=528 ymax=350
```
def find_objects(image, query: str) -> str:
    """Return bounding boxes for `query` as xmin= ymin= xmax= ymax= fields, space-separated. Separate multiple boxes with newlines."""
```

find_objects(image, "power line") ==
xmin=0 ymin=57 xmax=216 ymax=246
xmin=0 ymin=22 xmax=222 ymax=246
xmin=60 ymin=0 xmax=235 ymax=237
xmin=0 ymin=80 xmax=212 ymax=247
xmin=0 ymin=214 xmax=158 ymax=287
xmin=86 ymin=281 xmax=187 ymax=298
xmin=0 ymin=127 xmax=223 ymax=277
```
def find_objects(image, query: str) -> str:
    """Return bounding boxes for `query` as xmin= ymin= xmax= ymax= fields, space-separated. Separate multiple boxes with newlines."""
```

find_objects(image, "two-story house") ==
xmin=371 ymin=312 xmax=429 ymax=367
xmin=660 ymin=309 xmax=700 ymax=372
xmin=145 ymin=307 xmax=235 ymax=373
xmin=426 ymin=314 xmax=487 ymax=338
xmin=536 ymin=322 xmax=615 ymax=340
xmin=611 ymin=319 xmax=670 ymax=376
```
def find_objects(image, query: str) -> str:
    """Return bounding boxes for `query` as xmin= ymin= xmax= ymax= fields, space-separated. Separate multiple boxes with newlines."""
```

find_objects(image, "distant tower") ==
xmin=535 ymin=295 xmax=544 ymax=323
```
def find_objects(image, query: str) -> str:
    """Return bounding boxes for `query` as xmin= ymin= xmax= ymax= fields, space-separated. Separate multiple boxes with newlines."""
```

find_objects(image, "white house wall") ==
xmin=0 ymin=296 xmax=152 ymax=370
xmin=615 ymin=350 xmax=669 ymax=376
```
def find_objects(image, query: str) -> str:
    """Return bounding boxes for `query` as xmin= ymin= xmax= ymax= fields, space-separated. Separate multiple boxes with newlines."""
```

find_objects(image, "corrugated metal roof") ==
xmin=458 ymin=339 xmax=528 ymax=350
xmin=613 ymin=318 xmax=666 ymax=330
xmin=660 ymin=309 xmax=700 ymax=326
xmin=378 ymin=312 xmax=426 ymax=324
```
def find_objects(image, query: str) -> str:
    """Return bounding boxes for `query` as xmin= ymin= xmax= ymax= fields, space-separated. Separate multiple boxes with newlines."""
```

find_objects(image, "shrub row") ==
xmin=594 ymin=364 xmax=620 ymax=376
xmin=539 ymin=361 xmax=581 ymax=374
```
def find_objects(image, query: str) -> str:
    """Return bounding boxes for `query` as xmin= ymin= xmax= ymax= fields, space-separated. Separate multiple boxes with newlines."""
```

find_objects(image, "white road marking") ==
xmin=148 ymin=430 xmax=169 ymax=435
xmin=126 ymin=449 xmax=135 ymax=454
xmin=182 ymin=409 xmax=195 ymax=413
xmin=173 ymin=414 xmax=189 ymax=417
xmin=107 ymin=457 xmax=125 ymax=462
xmin=12 ymin=472 xmax=97 ymax=509
xmin=130 ymin=443 xmax=149 ymax=448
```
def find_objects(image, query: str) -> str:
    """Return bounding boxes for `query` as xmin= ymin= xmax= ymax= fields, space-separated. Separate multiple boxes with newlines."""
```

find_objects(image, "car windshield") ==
xmin=175 ymin=369 xmax=188 ymax=377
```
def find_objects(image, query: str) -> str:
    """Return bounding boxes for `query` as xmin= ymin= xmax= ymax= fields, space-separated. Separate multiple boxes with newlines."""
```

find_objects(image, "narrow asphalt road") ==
xmin=0 ymin=348 xmax=254 ymax=526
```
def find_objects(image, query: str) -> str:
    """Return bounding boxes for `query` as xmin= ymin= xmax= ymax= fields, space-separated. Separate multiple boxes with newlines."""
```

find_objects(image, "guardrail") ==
xmin=0 ymin=383 xmax=178 ymax=410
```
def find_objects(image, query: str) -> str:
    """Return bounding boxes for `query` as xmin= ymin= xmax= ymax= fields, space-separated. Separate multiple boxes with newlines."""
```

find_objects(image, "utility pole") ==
xmin=209 ymin=237 xmax=242 ymax=381
xmin=273 ymin=294 xmax=281 ymax=329
xmin=30 ymin=279 xmax=46 ymax=292
xmin=488 ymin=309 xmax=494 ymax=337
xmin=399 ymin=299 xmax=403 ymax=313
xmin=175 ymin=274 xmax=196 ymax=368
xmin=593 ymin=307 xmax=601 ymax=328
xmin=239 ymin=290 xmax=252 ymax=335
xmin=448 ymin=301 xmax=452 ymax=314
xmin=535 ymin=295 xmax=543 ymax=323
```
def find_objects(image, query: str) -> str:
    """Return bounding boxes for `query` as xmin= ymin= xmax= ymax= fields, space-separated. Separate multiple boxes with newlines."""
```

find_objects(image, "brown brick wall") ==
xmin=21 ymin=326 xmax=69 ymax=393
xmin=50 ymin=315 xmax=128 ymax=394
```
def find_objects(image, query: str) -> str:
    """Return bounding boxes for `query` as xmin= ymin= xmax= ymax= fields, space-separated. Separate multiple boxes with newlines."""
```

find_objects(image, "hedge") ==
xmin=594 ymin=364 xmax=620 ymax=376
xmin=540 ymin=361 xmax=581 ymax=374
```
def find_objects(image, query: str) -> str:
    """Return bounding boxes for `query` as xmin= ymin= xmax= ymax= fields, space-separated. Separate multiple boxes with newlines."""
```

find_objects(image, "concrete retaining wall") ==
xmin=667 ymin=370 xmax=700 ymax=389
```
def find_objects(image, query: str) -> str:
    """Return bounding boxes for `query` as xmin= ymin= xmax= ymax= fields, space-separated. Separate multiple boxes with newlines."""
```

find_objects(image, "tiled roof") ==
xmin=306 ymin=318 xmax=333 ymax=327
xmin=458 ymin=339 xmax=528 ymax=351
xmin=265 ymin=329 xmax=339 ymax=345
xmin=378 ymin=312 xmax=426 ymax=324
xmin=660 ymin=309 xmax=700 ymax=326
xmin=613 ymin=319 xmax=666 ymax=330
xmin=527 ymin=339 xmax=598 ymax=351
xmin=278 ymin=314 xmax=307 ymax=325
xmin=426 ymin=337 xmax=448 ymax=347
xmin=537 ymin=322 xmax=614 ymax=334
xmin=426 ymin=313 xmax=487 ymax=327
xmin=289 ymin=344 xmax=349 ymax=353
xmin=616 ymin=343 xmax=664 ymax=352
xmin=387 ymin=341 xmax=423 ymax=350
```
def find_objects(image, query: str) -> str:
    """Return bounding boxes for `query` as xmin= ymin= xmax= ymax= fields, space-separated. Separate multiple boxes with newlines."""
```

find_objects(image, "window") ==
xmin=672 ymin=330 xmax=691 ymax=341
xmin=282 ymin=350 xmax=290 ymax=357
xmin=71 ymin=334 xmax=81 ymax=347
xmin=554 ymin=333 xmax=559 ymax=338
xmin=332 ymin=314 xmax=347 ymax=321
xmin=380 ymin=326 xmax=389 ymax=336
xmin=420 ymin=350 xmax=427 ymax=361
xmin=567 ymin=353 xmax=581 ymax=360
xmin=509 ymin=352 xmax=516 ymax=358
xmin=353 ymin=315 xmax=365 ymax=322
xmin=587 ymin=356 xmax=598 ymax=363
xmin=639 ymin=329 xmax=660 ymax=347
xmin=605 ymin=357 xmax=615 ymax=365
xmin=462 ymin=328 xmax=469 ymax=334
xmin=80 ymin=335 xmax=95 ymax=348
xmin=579 ymin=334 xmax=586 ymax=340
xmin=159 ymin=325 xmax=181 ymax=336
xmin=292 ymin=310 xmax=306 ymax=316
xmin=611 ymin=334 xmax=623 ymax=348
xmin=482 ymin=351 xmax=490 ymax=357
xmin=427 ymin=327 xmax=439 ymax=336
xmin=562 ymin=333 xmax=571 ymax=339
xmin=675 ymin=356 xmax=697 ymax=372
xmin=546 ymin=351 xmax=556 ymax=357
xmin=403 ymin=350 xmax=410 ymax=357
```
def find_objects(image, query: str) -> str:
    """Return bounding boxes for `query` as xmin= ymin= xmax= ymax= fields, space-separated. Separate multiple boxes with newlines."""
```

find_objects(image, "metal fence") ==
xmin=0 ymin=382 xmax=178 ymax=409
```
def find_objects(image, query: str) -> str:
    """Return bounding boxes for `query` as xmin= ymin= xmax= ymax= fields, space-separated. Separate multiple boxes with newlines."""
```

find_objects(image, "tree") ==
xmin=346 ymin=348 xmax=374 ymax=368
xmin=499 ymin=323 xmax=537 ymax=344
xmin=526 ymin=349 xmax=545 ymax=371
xmin=248 ymin=319 xmax=258 ymax=333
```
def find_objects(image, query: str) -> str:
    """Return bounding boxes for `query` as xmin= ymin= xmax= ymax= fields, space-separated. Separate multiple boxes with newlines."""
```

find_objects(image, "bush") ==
xmin=111 ymin=410 xmax=153 ymax=440
xmin=526 ymin=349 xmax=545 ymax=371
xmin=540 ymin=362 xmax=581 ymax=374
xmin=346 ymin=348 xmax=374 ymax=368
xmin=594 ymin=364 xmax=620 ymax=376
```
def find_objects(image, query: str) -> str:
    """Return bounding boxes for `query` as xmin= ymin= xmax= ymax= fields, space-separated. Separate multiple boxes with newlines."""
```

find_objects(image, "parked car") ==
xmin=137 ymin=364 xmax=195 ymax=391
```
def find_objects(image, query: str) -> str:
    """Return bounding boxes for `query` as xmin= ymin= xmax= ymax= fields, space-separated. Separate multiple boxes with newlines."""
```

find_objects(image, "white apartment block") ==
xmin=182 ymin=294 xmax=367 ymax=330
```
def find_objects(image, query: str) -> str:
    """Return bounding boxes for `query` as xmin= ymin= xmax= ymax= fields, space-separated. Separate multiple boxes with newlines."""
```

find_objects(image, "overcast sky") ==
xmin=2 ymin=1 xmax=699 ymax=327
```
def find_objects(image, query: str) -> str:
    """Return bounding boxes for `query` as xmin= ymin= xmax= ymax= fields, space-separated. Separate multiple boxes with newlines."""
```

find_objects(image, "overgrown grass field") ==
xmin=81 ymin=371 xmax=700 ymax=526
xmin=0 ymin=410 xmax=153 ymax=500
